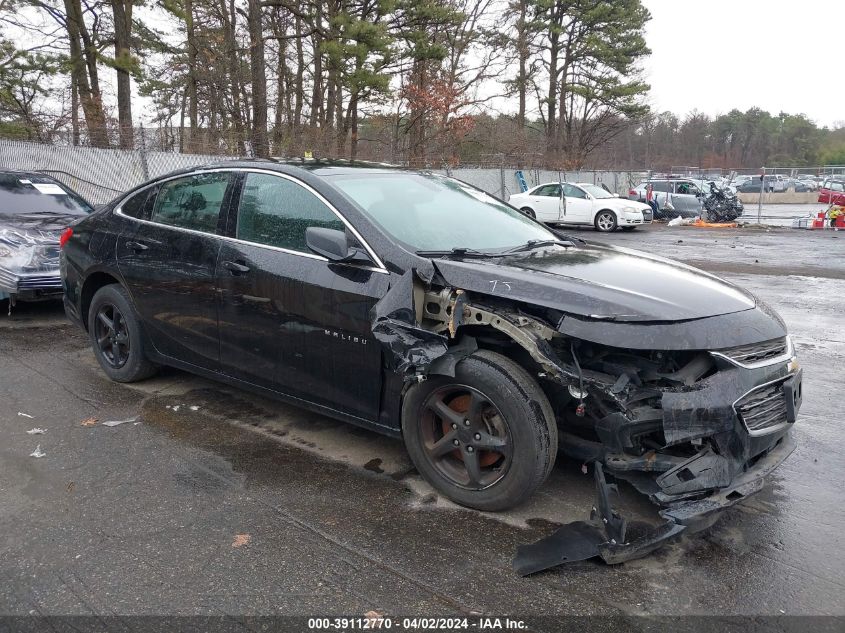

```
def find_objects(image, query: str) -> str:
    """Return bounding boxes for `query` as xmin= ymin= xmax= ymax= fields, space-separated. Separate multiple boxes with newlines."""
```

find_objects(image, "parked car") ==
xmin=818 ymin=177 xmax=845 ymax=205
xmin=783 ymin=178 xmax=811 ymax=193
xmin=0 ymin=170 xmax=93 ymax=304
xmin=796 ymin=175 xmax=819 ymax=190
xmin=508 ymin=181 xmax=651 ymax=231
xmin=61 ymin=160 xmax=801 ymax=561
xmin=628 ymin=178 xmax=705 ymax=217
xmin=730 ymin=175 xmax=753 ymax=188
xmin=736 ymin=175 xmax=790 ymax=193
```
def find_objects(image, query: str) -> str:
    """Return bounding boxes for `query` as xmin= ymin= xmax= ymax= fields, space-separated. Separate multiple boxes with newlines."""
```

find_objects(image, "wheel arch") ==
xmin=80 ymin=271 xmax=124 ymax=332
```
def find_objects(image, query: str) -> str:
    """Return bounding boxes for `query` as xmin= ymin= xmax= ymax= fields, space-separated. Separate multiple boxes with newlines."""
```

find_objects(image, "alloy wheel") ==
xmin=94 ymin=303 xmax=130 ymax=369
xmin=419 ymin=385 xmax=513 ymax=490
xmin=597 ymin=212 xmax=615 ymax=231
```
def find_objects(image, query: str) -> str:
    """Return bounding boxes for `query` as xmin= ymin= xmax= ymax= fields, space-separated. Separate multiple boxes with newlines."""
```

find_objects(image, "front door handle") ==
xmin=125 ymin=240 xmax=148 ymax=252
xmin=222 ymin=260 xmax=250 ymax=275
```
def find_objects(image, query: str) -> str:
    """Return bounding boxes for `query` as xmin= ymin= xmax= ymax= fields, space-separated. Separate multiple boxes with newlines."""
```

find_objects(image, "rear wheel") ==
xmin=88 ymin=284 xmax=157 ymax=383
xmin=594 ymin=210 xmax=618 ymax=232
xmin=402 ymin=350 xmax=557 ymax=511
xmin=520 ymin=207 xmax=536 ymax=219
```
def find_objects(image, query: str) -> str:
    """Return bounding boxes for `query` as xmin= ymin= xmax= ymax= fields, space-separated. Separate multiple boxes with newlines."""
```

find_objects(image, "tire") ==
xmin=594 ymin=210 xmax=617 ymax=232
xmin=520 ymin=207 xmax=536 ymax=219
xmin=87 ymin=284 xmax=157 ymax=383
xmin=401 ymin=349 xmax=557 ymax=511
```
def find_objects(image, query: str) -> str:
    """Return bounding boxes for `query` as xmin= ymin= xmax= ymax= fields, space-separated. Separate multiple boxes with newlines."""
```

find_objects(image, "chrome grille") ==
xmin=735 ymin=381 xmax=789 ymax=434
xmin=715 ymin=337 xmax=788 ymax=366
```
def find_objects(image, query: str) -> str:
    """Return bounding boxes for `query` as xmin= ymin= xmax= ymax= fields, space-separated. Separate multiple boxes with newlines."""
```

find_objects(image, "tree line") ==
xmin=1 ymin=0 xmax=842 ymax=168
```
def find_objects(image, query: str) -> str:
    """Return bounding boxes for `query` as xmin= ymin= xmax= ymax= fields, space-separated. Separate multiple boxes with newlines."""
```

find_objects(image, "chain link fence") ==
xmin=1 ymin=137 xmax=834 ymax=206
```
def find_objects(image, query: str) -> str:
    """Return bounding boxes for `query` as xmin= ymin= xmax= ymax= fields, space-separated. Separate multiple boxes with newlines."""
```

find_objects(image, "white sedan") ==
xmin=508 ymin=182 xmax=652 ymax=232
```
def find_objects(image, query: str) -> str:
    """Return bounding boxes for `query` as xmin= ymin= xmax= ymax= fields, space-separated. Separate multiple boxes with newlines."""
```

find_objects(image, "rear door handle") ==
xmin=222 ymin=260 xmax=250 ymax=275
xmin=125 ymin=240 xmax=148 ymax=252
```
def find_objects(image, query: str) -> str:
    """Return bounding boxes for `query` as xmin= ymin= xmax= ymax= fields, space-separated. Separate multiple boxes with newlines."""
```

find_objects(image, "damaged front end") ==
xmin=372 ymin=268 xmax=801 ymax=572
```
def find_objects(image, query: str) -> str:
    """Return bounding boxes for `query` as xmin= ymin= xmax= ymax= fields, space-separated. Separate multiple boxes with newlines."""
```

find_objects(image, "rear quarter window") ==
xmin=150 ymin=173 xmax=231 ymax=233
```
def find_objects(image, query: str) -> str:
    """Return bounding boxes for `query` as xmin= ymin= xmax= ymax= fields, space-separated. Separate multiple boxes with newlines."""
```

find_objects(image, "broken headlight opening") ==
xmin=371 ymin=274 xmax=800 ymax=574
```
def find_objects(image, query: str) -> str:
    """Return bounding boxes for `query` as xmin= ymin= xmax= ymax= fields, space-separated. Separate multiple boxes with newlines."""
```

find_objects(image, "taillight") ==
xmin=59 ymin=227 xmax=73 ymax=248
xmin=628 ymin=189 xmax=636 ymax=197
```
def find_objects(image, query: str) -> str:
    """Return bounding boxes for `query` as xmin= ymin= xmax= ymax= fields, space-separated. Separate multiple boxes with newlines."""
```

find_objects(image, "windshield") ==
xmin=330 ymin=173 xmax=557 ymax=252
xmin=580 ymin=184 xmax=614 ymax=199
xmin=0 ymin=173 xmax=92 ymax=216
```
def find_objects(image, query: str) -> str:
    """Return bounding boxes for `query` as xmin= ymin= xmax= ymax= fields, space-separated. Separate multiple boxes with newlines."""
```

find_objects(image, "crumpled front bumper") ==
xmin=659 ymin=432 xmax=795 ymax=531
xmin=514 ymin=433 xmax=795 ymax=574
xmin=0 ymin=266 xmax=63 ymax=300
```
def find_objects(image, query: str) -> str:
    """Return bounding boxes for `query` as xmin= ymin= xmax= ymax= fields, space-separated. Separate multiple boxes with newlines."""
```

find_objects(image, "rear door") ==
xmin=116 ymin=171 xmax=234 ymax=370
xmin=216 ymin=170 xmax=389 ymax=422
xmin=529 ymin=184 xmax=563 ymax=222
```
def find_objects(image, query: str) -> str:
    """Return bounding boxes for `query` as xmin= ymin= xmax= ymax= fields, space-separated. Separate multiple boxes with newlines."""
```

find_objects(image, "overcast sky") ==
xmin=640 ymin=0 xmax=844 ymax=127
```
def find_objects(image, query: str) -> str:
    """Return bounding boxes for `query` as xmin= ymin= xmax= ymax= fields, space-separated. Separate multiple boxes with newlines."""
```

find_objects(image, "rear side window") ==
xmin=650 ymin=181 xmax=670 ymax=192
xmin=150 ymin=173 xmax=230 ymax=233
xmin=236 ymin=173 xmax=344 ymax=252
xmin=534 ymin=184 xmax=560 ymax=197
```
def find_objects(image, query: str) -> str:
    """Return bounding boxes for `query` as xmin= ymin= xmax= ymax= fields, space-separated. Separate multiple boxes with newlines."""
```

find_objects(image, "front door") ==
xmin=116 ymin=171 xmax=233 ymax=369
xmin=561 ymin=183 xmax=594 ymax=223
xmin=216 ymin=171 xmax=388 ymax=422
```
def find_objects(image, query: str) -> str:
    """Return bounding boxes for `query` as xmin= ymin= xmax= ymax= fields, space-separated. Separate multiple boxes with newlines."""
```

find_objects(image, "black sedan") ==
xmin=0 ymin=170 xmax=92 ymax=305
xmin=61 ymin=161 xmax=801 ymax=564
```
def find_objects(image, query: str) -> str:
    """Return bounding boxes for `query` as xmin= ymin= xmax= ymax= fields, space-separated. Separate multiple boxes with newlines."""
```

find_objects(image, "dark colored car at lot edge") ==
xmin=0 ymin=170 xmax=92 ymax=303
xmin=60 ymin=160 xmax=802 ymax=562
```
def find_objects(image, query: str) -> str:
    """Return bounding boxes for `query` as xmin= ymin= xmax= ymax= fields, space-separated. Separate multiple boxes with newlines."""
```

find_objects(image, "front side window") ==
xmin=562 ymin=183 xmax=587 ymax=199
xmin=150 ymin=173 xmax=230 ymax=233
xmin=236 ymin=173 xmax=345 ymax=252
xmin=330 ymin=173 xmax=557 ymax=253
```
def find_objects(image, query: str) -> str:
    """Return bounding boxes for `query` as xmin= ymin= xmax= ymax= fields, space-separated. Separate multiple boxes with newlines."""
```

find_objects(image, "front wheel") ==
xmin=88 ymin=284 xmax=158 ymax=383
xmin=594 ymin=210 xmax=618 ymax=232
xmin=401 ymin=350 xmax=557 ymax=511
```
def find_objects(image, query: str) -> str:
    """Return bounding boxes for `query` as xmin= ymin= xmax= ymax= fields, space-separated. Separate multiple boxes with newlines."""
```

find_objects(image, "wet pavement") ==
xmin=1 ymin=223 xmax=844 ymax=623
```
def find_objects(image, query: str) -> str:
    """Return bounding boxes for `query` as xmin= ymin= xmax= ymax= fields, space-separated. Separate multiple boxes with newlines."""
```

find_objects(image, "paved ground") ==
xmin=1 ymin=223 xmax=844 ymax=625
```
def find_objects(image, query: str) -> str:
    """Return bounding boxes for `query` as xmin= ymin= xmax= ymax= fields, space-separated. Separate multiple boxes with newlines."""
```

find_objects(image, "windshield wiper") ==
xmin=414 ymin=247 xmax=495 ymax=259
xmin=499 ymin=239 xmax=574 ymax=255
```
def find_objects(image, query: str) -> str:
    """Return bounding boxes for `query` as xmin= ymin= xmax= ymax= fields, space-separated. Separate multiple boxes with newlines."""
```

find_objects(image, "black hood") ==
xmin=432 ymin=241 xmax=756 ymax=322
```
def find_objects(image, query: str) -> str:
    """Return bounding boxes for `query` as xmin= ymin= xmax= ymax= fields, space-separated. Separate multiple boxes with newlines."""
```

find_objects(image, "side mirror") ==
xmin=305 ymin=227 xmax=372 ymax=264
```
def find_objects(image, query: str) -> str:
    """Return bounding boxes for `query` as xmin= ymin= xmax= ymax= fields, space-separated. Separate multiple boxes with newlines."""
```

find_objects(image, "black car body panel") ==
xmin=61 ymin=160 xmax=800 ymax=566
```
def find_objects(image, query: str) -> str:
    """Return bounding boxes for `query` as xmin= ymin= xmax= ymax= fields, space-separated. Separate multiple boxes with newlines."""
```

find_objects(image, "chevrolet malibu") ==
xmin=61 ymin=161 xmax=800 ymax=561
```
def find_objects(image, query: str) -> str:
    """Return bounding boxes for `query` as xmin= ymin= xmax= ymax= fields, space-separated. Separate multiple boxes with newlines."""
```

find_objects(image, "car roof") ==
xmin=149 ymin=158 xmax=412 ymax=183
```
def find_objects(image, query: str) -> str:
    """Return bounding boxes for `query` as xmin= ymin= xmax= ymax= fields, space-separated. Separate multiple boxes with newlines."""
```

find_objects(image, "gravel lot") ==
xmin=1 ymin=222 xmax=843 ymax=628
